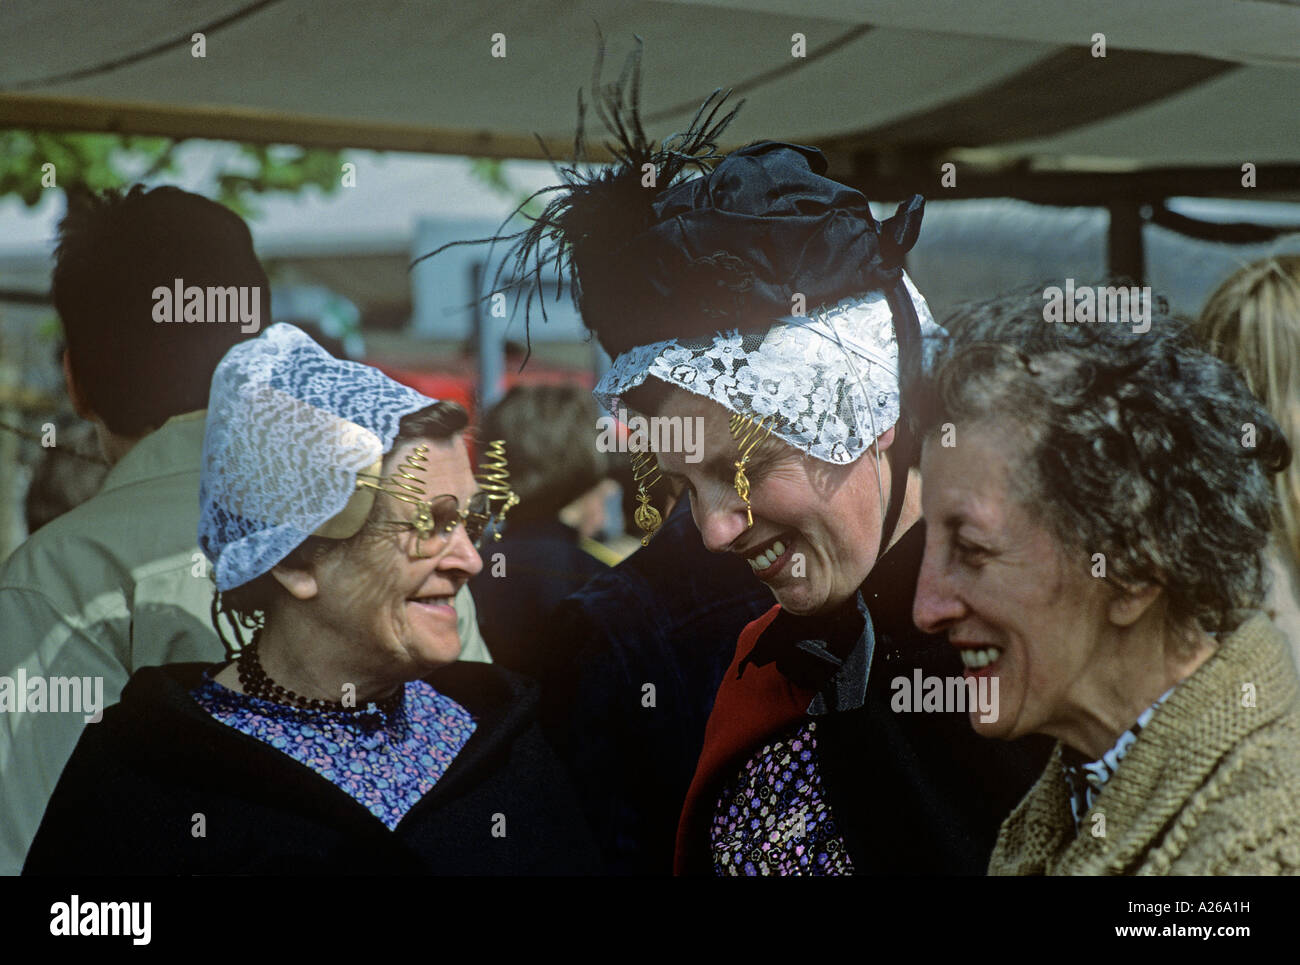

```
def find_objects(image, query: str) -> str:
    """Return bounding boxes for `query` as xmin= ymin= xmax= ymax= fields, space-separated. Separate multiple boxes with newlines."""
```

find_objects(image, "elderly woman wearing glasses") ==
xmin=912 ymin=291 xmax=1300 ymax=875
xmin=24 ymin=324 xmax=599 ymax=874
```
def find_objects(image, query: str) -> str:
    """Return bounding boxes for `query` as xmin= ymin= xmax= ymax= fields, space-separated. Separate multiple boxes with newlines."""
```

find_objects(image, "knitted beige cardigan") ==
xmin=989 ymin=613 xmax=1300 ymax=875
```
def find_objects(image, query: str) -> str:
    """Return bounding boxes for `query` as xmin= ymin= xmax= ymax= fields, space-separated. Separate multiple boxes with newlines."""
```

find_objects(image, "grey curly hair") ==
xmin=920 ymin=286 xmax=1291 ymax=637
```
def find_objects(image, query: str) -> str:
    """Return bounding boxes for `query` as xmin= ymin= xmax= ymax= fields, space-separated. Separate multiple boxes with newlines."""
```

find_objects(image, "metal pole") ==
xmin=1107 ymin=199 xmax=1147 ymax=285
xmin=472 ymin=261 xmax=505 ymax=413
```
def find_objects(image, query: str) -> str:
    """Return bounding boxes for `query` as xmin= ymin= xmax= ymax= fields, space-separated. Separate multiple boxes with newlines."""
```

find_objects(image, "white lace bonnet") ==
xmin=198 ymin=323 xmax=437 ymax=591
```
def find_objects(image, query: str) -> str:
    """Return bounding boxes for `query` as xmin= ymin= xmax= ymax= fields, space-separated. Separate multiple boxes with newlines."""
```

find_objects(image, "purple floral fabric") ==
xmin=709 ymin=719 xmax=854 ymax=875
xmin=193 ymin=673 xmax=476 ymax=830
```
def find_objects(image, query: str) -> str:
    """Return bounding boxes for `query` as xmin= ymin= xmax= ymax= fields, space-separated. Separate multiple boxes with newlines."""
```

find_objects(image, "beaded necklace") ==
xmin=235 ymin=639 xmax=403 ymax=715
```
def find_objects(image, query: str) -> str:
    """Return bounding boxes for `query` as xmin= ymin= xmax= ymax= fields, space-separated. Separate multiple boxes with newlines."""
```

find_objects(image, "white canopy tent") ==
xmin=2 ymin=0 xmax=1296 ymax=177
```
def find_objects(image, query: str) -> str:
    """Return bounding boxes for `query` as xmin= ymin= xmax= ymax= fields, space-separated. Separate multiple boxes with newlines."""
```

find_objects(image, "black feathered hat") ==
xmin=567 ymin=138 xmax=926 ymax=360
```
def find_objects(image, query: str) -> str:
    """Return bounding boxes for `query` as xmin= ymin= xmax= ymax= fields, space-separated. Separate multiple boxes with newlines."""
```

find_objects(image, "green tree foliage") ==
xmin=213 ymin=143 xmax=346 ymax=217
xmin=469 ymin=158 xmax=544 ymax=220
xmin=0 ymin=130 xmax=344 ymax=216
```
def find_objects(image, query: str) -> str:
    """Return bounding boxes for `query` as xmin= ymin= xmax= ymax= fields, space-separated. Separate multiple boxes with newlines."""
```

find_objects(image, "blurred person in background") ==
xmin=22 ymin=415 xmax=108 ymax=534
xmin=0 ymin=185 xmax=489 ymax=874
xmin=914 ymin=290 xmax=1300 ymax=874
xmin=469 ymin=383 xmax=618 ymax=674
xmin=1195 ymin=255 xmax=1300 ymax=661
xmin=22 ymin=316 xmax=347 ymax=536
xmin=25 ymin=324 xmax=598 ymax=873
xmin=537 ymin=492 xmax=774 ymax=874
xmin=0 ymin=184 xmax=267 ymax=873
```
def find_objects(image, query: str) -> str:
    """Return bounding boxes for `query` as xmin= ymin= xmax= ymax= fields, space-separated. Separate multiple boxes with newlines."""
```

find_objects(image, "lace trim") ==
xmin=594 ymin=274 xmax=944 ymax=464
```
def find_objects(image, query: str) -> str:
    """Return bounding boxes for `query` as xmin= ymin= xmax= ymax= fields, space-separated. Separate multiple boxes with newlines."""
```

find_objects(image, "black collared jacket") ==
xmin=24 ymin=661 xmax=601 ymax=875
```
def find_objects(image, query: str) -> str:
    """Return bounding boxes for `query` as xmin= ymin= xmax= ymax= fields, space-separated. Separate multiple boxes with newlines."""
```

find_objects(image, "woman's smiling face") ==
xmin=648 ymin=389 xmax=895 ymax=616
xmin=911 ymin=422 xmax=1117 ymax=742
xmin=303 ymin=436 xmax=484 ymax=678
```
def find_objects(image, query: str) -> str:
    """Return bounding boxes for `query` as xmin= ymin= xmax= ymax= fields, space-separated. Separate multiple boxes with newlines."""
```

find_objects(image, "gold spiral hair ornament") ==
xmin=476 ymin=439 xmax=521 ymax=541
xmin=629 ymin=449 xmax=663 ymax=546
xmin=357 ymin=444 xmax=437 ymax=552
xmin=728 ymin=412 xmax=775 ymax=529
xmin=358 ymin=445 xmax=430 ymax=505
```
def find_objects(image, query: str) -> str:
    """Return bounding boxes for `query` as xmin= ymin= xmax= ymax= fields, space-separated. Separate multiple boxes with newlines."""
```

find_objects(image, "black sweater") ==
xmin=24 ymin=661 xmax=601 ymax=875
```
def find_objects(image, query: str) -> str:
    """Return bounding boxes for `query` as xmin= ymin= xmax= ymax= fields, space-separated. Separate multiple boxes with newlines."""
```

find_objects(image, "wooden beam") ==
xmin=5 ymin=93 xmax=1297 ymax=206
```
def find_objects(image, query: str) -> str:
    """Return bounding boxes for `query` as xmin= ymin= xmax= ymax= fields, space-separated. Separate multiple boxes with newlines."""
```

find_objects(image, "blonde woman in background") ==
xmin=1196 ymin=255 xmax=1300 ymax=663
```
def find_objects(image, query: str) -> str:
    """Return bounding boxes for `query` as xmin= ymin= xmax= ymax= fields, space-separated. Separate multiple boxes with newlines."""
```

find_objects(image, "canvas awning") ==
xmin=2 ymin=0 xmax=1297 ymax=204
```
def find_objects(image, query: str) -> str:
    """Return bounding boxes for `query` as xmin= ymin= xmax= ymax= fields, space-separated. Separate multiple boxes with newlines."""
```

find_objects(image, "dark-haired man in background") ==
xmin=469 ymin=383 xmax=618 ymax=675
xmin=0 ymin=185 xmax=488 ymax=872
xmin=0 ymin=186 xmax=267 ymax=872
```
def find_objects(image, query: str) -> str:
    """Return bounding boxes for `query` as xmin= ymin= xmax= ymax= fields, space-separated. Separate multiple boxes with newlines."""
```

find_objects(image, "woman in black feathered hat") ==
xmin=441 ymin=42 xmax=1049 ymax=875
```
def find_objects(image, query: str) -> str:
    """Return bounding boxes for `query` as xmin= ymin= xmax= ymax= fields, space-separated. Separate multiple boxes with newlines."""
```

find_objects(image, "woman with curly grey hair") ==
xmin=912 ymin=288 xmax=1300 ymax=875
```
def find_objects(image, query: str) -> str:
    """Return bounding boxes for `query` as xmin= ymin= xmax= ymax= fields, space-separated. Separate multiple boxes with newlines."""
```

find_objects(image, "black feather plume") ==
xmin=412 ymin=35 xmax=742 ymax=366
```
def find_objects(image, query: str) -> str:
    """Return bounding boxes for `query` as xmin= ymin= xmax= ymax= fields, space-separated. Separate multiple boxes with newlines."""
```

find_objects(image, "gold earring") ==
xmin=728 ymin=412 xmax=774 ymax=530
xmin=630 ymin=449 xmax=663 ymax=546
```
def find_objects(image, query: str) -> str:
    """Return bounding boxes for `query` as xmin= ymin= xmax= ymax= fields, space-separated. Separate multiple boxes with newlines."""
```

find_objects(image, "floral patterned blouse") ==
xmin=193 ymin=672 xmax=476 ymax=830
xmin=709 ymin=719 xmax=854 ymax=875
